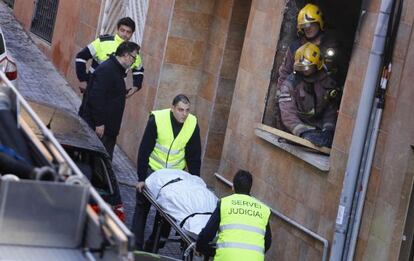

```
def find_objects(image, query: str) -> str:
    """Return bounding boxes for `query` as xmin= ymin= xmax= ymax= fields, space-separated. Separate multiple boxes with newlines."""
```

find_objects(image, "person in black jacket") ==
xmin=80 ymin=41 xmax=140 ymax=158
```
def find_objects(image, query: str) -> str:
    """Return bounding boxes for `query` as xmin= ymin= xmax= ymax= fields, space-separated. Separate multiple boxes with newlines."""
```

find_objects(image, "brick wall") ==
xmin=201 ymin=0 xmax=251 ymax=186
xmin=118 ymin=0 xmax=175 ymax=161
xmin=217 ymin=0 xmax=414 ymax=260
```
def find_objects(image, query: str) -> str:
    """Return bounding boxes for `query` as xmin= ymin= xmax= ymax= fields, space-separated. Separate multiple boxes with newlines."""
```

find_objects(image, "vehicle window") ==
xmin=64 ymin=147 xmax=112 ymax=196
xmin=0 ymin=33 xmax=5 ymax=55
xmin=91 ymin=157 xmax=113 ymax=195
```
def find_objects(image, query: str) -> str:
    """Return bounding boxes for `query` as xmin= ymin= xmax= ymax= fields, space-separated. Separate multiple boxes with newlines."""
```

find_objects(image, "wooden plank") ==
xmin=255 ymin=128 xmax=330 ymax=171
xmin=19 ymin=115 xmax=66 ymax=164
xmin=256 ymin=123 xmax=331 ymax=154
xmin=18 ymin=117 xmax=54 ymax=162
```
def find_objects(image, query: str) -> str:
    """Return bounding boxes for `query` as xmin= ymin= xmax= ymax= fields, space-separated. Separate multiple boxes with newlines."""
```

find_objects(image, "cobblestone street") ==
xmin=0 ymin=2 xmax=180 ymax=258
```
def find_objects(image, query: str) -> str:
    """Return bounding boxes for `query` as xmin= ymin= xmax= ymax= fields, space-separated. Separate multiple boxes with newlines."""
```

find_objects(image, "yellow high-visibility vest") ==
xmin=87 ymin=34 xmax=142 ymax=71
xmin=215 ymin=194 xmax=271 ymax=261
xmin=149 ymin=109 xmax=197 ymax=171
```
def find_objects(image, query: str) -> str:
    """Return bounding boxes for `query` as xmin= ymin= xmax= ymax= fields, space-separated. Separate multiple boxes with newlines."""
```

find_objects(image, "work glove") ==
xmin=300 ymin=129 xmax=334 ymax=148
xmin=320 ymin=129 xmax=334 ymax=148
xmin=300 ymin=129 xmax=322 ymax=145
xmin=30 ymin=166 xmax=57 ymax=181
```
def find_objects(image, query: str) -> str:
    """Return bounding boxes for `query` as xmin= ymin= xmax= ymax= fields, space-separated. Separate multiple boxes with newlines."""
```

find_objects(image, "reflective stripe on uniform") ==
xmin=216 ymin=242 xmax=264 ymax=254
xmin=87 ymin=44 xmax=97 ymax=57
xmin=76 ymin=58 xmax=87 ymax=63
xmin=155 ymin=143 xmax=181 ymax=155
xmin=220 ymin=224 xmax=265 ymax=236
xmin=292 ymin=124 xmax=315 ymax=136
xmin=133 ymin=71 xmax=144 ymax=75
xmin=149 ymin=153 xmax=185 ymax=168
xmin=323 ymin=123 xmax=335 ymax=129
xmin=279 ymin=97 xmax=292 ymax=102
xmin=278 ymin=93 xmax=291 ymax=98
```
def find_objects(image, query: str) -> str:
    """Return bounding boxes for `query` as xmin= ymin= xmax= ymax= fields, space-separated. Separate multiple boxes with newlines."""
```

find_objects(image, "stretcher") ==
xmin=124 ymin=169 xmax=218 ymax=261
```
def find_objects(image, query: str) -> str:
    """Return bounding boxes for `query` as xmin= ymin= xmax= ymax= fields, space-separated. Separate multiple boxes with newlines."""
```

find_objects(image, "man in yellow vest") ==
xmin=196 ymin=170 xmax=272 ymax=260
xmin=132 ymin=94 xmax=201 ymax=251
xmin=76 ymin=17 xmax=144 ymax=114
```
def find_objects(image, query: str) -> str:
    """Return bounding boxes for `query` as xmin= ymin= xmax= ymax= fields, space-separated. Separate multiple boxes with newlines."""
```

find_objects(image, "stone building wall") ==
xmin=216 ymin=0 xmax=414 ymax=260
xmin=12 ymin=0 xmax=414 ymax=259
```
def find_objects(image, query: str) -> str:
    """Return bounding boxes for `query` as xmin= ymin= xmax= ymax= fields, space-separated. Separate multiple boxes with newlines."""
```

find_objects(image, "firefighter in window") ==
xmin=277 ymin=3 xmax=345 ymax=88
xmin=278 ymin=43 xmax=338 ymax=148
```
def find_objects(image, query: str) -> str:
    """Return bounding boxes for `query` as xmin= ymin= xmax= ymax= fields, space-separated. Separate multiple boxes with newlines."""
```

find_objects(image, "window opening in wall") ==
xmin=30 ymin=0 xmax=59 ymax=43
xmin=260 ymin=0 xmax=362 ymax=163
xmin=0 ymin=33 xmax=5 ymax=55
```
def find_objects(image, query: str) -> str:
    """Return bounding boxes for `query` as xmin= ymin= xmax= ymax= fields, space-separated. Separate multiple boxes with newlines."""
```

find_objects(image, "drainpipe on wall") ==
xmin=345 ymin=0 xmax=402 ymax=258
xmin=329 ymin=0 xmax=395 ymax=260
xmin=345 ymin=89 xmax=387 ymax=260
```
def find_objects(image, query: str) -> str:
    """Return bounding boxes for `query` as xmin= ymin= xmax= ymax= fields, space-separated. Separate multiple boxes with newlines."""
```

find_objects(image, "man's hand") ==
xmin=95 ymin=125 xmax=105 ymax=138
xmin=78 ymin=83 xmax=87 ymax=94
xmin=136 ymin=181 xmax=145 ymax=193
xmin=126 ymin=86 xmax=139 ymax=98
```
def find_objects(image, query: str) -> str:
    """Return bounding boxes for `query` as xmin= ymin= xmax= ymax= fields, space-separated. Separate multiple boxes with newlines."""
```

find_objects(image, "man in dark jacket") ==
xmin=132 ymin=94 xmax=202 ymax=251
xmin=80 ymin=41 xmax=140 ymax=158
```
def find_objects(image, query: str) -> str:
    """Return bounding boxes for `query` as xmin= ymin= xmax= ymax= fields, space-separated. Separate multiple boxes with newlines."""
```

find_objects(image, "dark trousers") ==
xmin=100 ymin=134 xmax=116 ymax=159
xmin=131 ymin=170 xmax=171 ymax=250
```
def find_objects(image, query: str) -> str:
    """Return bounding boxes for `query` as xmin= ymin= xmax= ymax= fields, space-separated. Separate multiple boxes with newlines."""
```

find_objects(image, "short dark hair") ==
xmin=115 ymin=41 xmax=140 ymax=57
xmin=117 ymin=17 xmax=136 ymax=32
xmin=172 ymin=94 xmax=190 ymax=106
xmin=233 ymin=170 xmax=253 ymax=194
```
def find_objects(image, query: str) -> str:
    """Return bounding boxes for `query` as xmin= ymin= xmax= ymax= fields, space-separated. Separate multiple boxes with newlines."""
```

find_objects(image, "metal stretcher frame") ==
xmin=142 ymin=188 xmax=197 ymax=260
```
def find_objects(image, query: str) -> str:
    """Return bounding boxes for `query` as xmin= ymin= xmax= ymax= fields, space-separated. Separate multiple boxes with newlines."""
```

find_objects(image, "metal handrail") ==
xmin=0 ymin=71 xmax=133 ymax=243
xmin=214 ymin=172 xmax=329 ymax=261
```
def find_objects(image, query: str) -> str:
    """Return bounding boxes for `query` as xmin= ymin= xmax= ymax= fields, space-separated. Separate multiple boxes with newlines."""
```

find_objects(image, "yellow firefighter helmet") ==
xmin=297 ymin=4 xmax=324 ymax=32
xmin=294 ymin=42 xmax=324 ymax=72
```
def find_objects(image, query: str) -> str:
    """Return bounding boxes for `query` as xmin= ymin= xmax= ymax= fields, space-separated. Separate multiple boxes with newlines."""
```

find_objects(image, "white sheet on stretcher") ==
xmin=145 ymin=169 xmax=218 ymax=238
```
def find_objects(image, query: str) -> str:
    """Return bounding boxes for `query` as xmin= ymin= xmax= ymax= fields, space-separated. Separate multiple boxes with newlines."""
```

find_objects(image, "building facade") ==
xmin=12 ymin=0 xmax=414 ymax=260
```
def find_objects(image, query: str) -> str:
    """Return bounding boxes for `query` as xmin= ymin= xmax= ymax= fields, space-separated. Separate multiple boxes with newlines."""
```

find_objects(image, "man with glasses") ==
xmin=76 ymin=17 xmax=144 ymax=115
xmin=80 ymin=41 xmax=140 ymax=158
